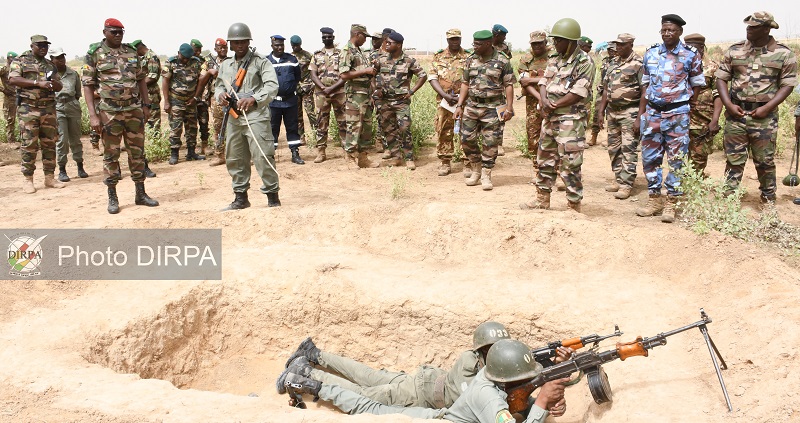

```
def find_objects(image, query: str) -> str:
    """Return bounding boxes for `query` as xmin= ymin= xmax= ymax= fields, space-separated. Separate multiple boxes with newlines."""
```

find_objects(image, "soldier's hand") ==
xmin=540 ymin=98 xmax=555 ymax=113
xmin=187 ymin=97 xmax=196 ymax=106
xmin=238 ymin=96 xmax=256 ymax=113
xmin=453 ymin=106 xmax=463 ymax=121
xmin=446 ymin=94 xmax=459 ymax=106
xmin=362 ymin=67 xmax=376 ymax=77
xmin=708 ymin=120 xmax=720 ymax=135
xmin=163 ymin=100 xmax=171 ymax=113
xmin=727 ymin=104 xmax=745 ymax=119
xmin=89 ymin=115 xmax=102 ymax=134
xmin=534 ymin=378 xmax=569 ymax=411
xmin=322 ymin=86 xmax=334 ymax=97
xmin=751 ymin=106 xmax=770 ymax=120
xmin=142 ymin=106 xmax=150 ymax=119
xmin=553 ymin=346 xmax=574 ymax=363
xmin=501 ymin=108 xmax=514 ymax=122
xmin=208 ymin=69 xmax=219 ymax=77
xmin=548 ymin=398 xmax=567 ymax=417
xmin=597 ymin=114 xmax=605 ymax=130
xmin=218 ymin=92 xmax=230 ymax=104
xmin=633 ymin=114 xmax=642 ymax=138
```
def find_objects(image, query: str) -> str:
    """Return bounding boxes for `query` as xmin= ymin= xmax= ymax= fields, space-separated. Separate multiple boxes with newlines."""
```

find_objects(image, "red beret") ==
xmin=104 ymin=18 xmax=124 ymax=29
xmin=215 ymin=38 xmax=227 ymax=46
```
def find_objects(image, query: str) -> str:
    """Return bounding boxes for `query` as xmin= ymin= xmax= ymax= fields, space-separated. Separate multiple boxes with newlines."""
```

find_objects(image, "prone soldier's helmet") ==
xmin=550 ymin=18 xmax=582 ymax=41
xmin=473 ymin=321 xmax=511 ymax=350
xmin=227 ymin=23 xmax=252 ymax=41
xmin=484 ymin=339 xmax=543 ymax=383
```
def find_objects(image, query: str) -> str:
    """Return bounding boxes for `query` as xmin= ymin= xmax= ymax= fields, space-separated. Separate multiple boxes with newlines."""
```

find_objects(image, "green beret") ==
xmin=473 ymin=30 xmax=493 ymax=41
xmin=130 ymin=39 xmax=143 ymax=48
xmin=179 ymin=43 xmax=194 ymax=58
xmin=7 ymin=51 xmax=18 ymax=58
xmin=190 ymin=39 xmax=202 ymax=48
xmin=579 ymin=36 xmax=593 ymax=44
xmin=290 ymin=35 xmax=302 ymax=45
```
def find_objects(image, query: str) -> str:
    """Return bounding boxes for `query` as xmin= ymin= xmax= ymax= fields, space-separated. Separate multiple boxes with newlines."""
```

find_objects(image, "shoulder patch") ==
xmin=87 ymin=42 xmax=102 ymax=55
xmin=498 ymin=50 xmax=510 ymax=59
xmin=648 ymin=43 xmax=660 ymax=50
xmin=685 ymin=44 xmax=698 ymax=53
xmin=167 ymin=56 xmax=178 ymax=62
xmin=436 ymin=49 xmax=444 ymax=54
xmin=496 ymin=410 xmax=514 ymax=423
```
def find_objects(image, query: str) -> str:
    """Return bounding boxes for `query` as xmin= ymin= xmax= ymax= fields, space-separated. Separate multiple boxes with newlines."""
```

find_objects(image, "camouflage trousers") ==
xmin=196 ymin=101 xmax=210 ymax=147
xmin=688 ymin=128 xmax=714 ymax=174
xmin=90 ymin=102 xmax=101 ymax=146
xmin=99 ymin=108 xmax=146 ymax=186
xmin=606 ymin=106 xmax=639 ymax=187
xmin=343 ymin=92 xmax=374 ymax=153
xmin=461 ymin=104 xmax=504 ymax=168
xmin=211 ymin=97 xmax=225 ymax=154
xmin=535 ymin=115 xmax=586 ymax=203
xmin=225 ymin=119 xmax=278 ymax=194
xmin=314 ymin=90 xmax=346 ymax=149
xmin=434 ymin=105 xmax=456 ymax=161
xmin=525 ymin=97 xmax=544 ymax=157
xmin=3 ymin=93 xmax=18 ymax=141
xmin=56 ymin=112 xmax=83 ymax=166
xmin=640 ymin=109 xmax=689 ymax=196
xmin=146 ymin=89 xmax=162 ymax=131
xmin=723 ymin=113 xmax=778 ymax=200
xmin=372 ymin=99 xmax=386 ymax=149
xmin=590 ymin=101 xmax=601 ymax=136
xmin=168 ymin=99 xmax=198 ymax=150
xmin=376 ymin=99 xmax=413 ymax=161
xmin=297 ymin=92 xmax=318 ymax=145
xmin=18 ymin=103 xmax=58 ymax=176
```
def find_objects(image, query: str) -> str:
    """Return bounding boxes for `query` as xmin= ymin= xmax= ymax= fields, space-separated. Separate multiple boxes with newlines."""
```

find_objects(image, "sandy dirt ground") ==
xmin=1 ymin=91 xmax=800 ymax=423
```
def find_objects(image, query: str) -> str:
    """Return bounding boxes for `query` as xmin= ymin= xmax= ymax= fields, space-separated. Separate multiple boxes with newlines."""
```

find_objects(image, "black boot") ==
xmin=290 ymin=146 xmax=305 ymax=165
xmin=223 ymin=191 xmax=250 ymax=210
xmin=76 ymin=161 xmax=88 ymax=178
xmin=186 ymin=146 xmax=205 ymax=161
xmin=794 ymin=197 xmax=800 ymax=205
xmin=107 ymin=186 xmax=120 ymax=214
xmin=144 ymin=158 xmax=157 ymax=178
xmin=283 ymin=373 xmax=321 ymax=398
xmin=285 ymin=337 xmax=321 ymax=367
xmin=58 ymin=165 xmax=70 ymax=182
xmin=276 ymin=357 xmax=314 ymax=394
xmin=134 ymin=182 xmax=159 ymax=207
xmin=267 ymin=192 xmax=281 ymax=207
xmin=168 ymin=148 xmax=179 ymax=165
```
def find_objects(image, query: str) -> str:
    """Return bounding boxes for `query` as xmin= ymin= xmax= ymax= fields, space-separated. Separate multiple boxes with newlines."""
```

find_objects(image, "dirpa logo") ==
xmin=6 ymin=233 xmax=47 ymax=277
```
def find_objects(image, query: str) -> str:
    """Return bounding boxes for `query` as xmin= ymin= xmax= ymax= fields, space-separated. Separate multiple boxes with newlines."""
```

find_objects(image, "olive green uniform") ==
xmin=54 ymin=67 xmax=83 ymax=167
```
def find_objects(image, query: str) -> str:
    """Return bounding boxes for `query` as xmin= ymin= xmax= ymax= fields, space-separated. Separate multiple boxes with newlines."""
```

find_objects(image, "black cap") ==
xmin=661 ymin=14 xmax=686 ymax=26
xmin=388 ymin=32 xmax=404 ymax=43
xmin=382 ymin=27 xmax=394 ymax=35
xmin=320 ymin=27 xmax=334 ymax=34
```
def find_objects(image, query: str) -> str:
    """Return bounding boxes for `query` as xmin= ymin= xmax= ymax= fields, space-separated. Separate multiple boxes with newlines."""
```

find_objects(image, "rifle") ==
xmin=531 ymin=325 xmax=623 ymax=367
xmin=507 ymin=309 xmax=731 ymax=414
xmin=216 ymin=47 xmax=256 ymax=149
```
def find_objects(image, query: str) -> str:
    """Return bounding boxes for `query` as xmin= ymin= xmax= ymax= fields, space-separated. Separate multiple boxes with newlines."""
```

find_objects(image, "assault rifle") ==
xmin=507 ymin=309 xmax=731 ymax=414
xmin=532 ymin=325 xmax=623 ymax=367
xmin=216 ymin=47 xmax=256 ymax=149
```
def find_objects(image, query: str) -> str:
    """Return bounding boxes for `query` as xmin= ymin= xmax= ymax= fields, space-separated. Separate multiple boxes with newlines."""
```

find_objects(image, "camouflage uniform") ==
xmin=309 ymin=47 xmax=346 ymax=148
xmin=535 ymin=47 xmax=595 ymax=204
xmin=0 ymin=62 xmax=19 ymax=142
xmin=495 ymin=42 xmax=512 ymax=59
xmin=461 ymin=49 xmax=515 ymax=168
xmin=81 ymin=40 xmax=147 ymax=186
xmin=54 ymin=67 xmax=84 ymax=167
xmin=517 ymin=45 xmax=555 ymax=160
xmin=294 ymin=48 xmax=318 ymax=144
xmin=369 ymin=48 xmax=386 ymax=150
xmin=641 ymin=42 xmax=704 ymax=196
xmin=590 ymin=55 xmax=615 ymax=142
xmin=142 ymin=49 xmax=162 ymax=130
xmin=162 ymin=55 xmax=203 ymax=151
xmin=688 ymin=58 xmax=719 ymax=173
xmin=715 ymin=37 xmax=798 ymax=200
xmin=208 ymin=56 xmax=229 ymax=155
xmin=430 ymin=46 xmax=469 ymax=162
xmin=339 ymin=39 xmax=374 ymax=154
xmin=373 ymin=52 xmax=426 ymax=161
xmin=194 ymin=55 xmax=211 ymax=151
xmin=603 ymin=50 xmax=643 ymax=188
xmin=9 ymin=50 xmax=60 ymax=176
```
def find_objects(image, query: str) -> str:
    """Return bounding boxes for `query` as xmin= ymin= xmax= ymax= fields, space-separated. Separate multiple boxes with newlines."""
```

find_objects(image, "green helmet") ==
xmin=473 ymin=321 xmax=511 ymax=350
xmin=227 ymin=22 xmax=252 ymax=41
xmin=484 ymin=339 xmax=543 ymax=383
xmin=550 ymin=18 xmax=582 ymax=41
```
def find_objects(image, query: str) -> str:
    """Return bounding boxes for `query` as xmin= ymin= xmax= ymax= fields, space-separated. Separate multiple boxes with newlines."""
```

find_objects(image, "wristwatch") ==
xmin=142 ymin=103 xmax=152 ymax=108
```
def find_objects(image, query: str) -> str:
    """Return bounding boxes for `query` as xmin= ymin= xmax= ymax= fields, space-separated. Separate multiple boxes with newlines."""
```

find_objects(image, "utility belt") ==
xmin=647 ymin=100 xmax=688 ymax=113
xmin=432 ymin=374 xmax=447 ymax=409
xmin=101 ymin=97 xmax=139 ymax=108
xmin=731 ymin=98 xmax=768 ymax=111
xmin=469 ymin=95 xmax=503 ymax=105
xmin=56 ymin=97 xmax=79 ymax=105
xmin=608 ymin=101 xmax=639 ymax=111
xmin=19 ymin=97 xmax=55 ymax=107
xmin=169 ymin=92 xmax=194 ymax=102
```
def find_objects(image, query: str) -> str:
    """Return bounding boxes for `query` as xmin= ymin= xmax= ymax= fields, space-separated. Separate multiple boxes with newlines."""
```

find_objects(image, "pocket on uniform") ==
xmin=96 ymin=60 xmax=117 ymax=73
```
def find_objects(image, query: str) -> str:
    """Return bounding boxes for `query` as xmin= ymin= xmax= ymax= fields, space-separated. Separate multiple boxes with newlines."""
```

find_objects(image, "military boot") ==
xmin=465 ymin=163 xmax=481 ymax=186
xmin=168 ymin=148 xmax=179 ymax=165
xmin=384 ymin=156 xmax=402 ymax=167
xmin=636 ymin=193 xmax=664 ymax=217
xmin=481 ymin=167 xmax=493 ymax=191
xmin=381 ymin=149 xmax=391 ymax=160
xmin=405 ymin=160 xmax=416 ymax=170
xmin=358 ymin=152 xmax=379 ymax=168
xmin=313 ymin=147 xmax=326 ymax=163
xmin=290 ymin=146 xmax=305 ymax=165
xmin=76 ymin=161 xmax=89 ymax=178
xmin=567 ymin=201 xmax=582 ymax=213
xmin=346 ymin=152 xmax=359 ymax=167
xmin=208 ymin=152 xmax=226 ymax=167
xmin=186 ymin=146 xmax=205 ymax=161
xmin=22 ymin=175 xmax=36 ymax=194
xmin=463 ymin=162 xmax=472 ymax=178
xmin=437 ymin=160 xmax=451 ymax=176
xmin=285 ymin=337 xmax=321 ymax=367
xmin=588 ymin=131 xmax=598 ymax=146
xmin=605 ymin=181 xmax=620 ymax=192
xmin=58 ymin=165 xmax=70 ymax=182
xmin=614 ymin=185 xmax=632 ymax=200
xmin=519 ymin=189 xmax=550 ymax=210
xmin=276 ymin=357 xmax=314 ymax=394
xmin=107 ymin=186 xmax=120 ymax=214
xmin=44 ymin=173 xmax=65 ymax=189
xmin=555 ymin=177 xmax=566 ymax=191
xmin=223 ymin=191 xmax=250 ymax=210
xmin=134 ymin=182 xmax=159 ymax=207
xmin=497 ymin=144 xmax=505 ymax=156
xmin=144 ymin=159 xmax=157 ymax=178
xmin=661 ymin=195 xmax=678 ymax=223
xmin=267 ymin=192 xmax=281 ymax=207
xmin=283 ymin=373 xmax=321 ymax=398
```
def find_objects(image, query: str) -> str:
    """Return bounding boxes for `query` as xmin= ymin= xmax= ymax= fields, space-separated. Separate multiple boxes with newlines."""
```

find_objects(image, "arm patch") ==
xmin=496 ymin=410 xmax=514 ymax=423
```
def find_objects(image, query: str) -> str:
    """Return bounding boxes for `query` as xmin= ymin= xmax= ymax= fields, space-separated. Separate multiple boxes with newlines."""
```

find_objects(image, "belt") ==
xmin=56 ymin=97 xmax=79 ymax=105
xmin=432 ymin=374 xmax=447 ymax=409
xmin=21 ymin=98 xmax=55 ymax=107
xmin=470 ymin=95 xmax=503 ymax=105
xmin=609 ymin=101 xmax=639 ymax=111
xmin=101 ymin=97 xmax=138 ymax=108
xmin=647 ymin=100 xmax=688 ymax=112
xmin=169 ymin=92 xmax=194 ymax=102
xmin=732 ymin=99 xmax=767 ymax=111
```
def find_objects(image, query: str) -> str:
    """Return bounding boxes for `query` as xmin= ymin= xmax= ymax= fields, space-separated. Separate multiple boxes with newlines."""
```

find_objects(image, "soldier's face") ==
xmin=530 ymin=41 xmax=546 ymax=56
xmin=230 ymin=40 xmax=250 ymax=58
xmin=472 ymin=40 xmax=491 ymax=55
xmin=193 ymin=46 xmax=201 ymax=57
xmin=660 ymin=23 xmax=682 ymax=46
xmin=746 ymin=24 xmax=770 ymax=43
xmin=272 ymin=41 xmax=284 ymax=56
xmin=51 ymin=54 xmax=66 ymax=70
xmin=385 ymin=39 xmax=400 ymax=54
xmin=291 ymin=43 xmax=301 ymax=54
xmin=215 ymin=43 xmax=228 ymax=57
xmin=615 ymin=41 xmax=632 ymax=57
xmin=321 ymin=34 xmax=335 ymax=47
xmin=372 ymin=38 xmax=382 ymax=50
xmin=492 ymin=32 xmax=506 ymax=44
xmin=103 ymin=27 xmax=124 ymax=48
xmin=447 ymin=37 xmax=461 ymax=50
xmin=31 ymin=42 xmax=49 ymax=59
xmin=552 ymin=37 xmax=570 ymax=55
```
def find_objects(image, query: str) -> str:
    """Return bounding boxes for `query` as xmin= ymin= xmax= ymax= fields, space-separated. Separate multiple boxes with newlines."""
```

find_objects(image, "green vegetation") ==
xmin=381 ymin=167 xmax=409 ymax=200
xmin=144 ymin=124 xmax=170 ymax=163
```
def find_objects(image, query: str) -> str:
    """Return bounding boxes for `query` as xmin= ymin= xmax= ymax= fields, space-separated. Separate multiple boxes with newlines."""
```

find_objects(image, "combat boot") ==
xmin=605 ymin=181 xmax=620 ymax=192
xmin=285 ymin=337 xmax=321 ymax=367
xmin=357 ymin=152 xmax=379 ymax=168
xmin=168 ymin=148 xmax=179 ymax=165
xmin=93 ymin=143 xmax=102 ymax=156
xmin=636 ymin=193 xmax=664 ymax=217
xmin=437 ymin=160 xmax=451 ymax=176
xmin=283 ymin=373 xmax=322 ymax=398
xmin=463 ymin=162 xmax=472 ymax=178
xmin=134 ymin=182 xmax=159 ymax=207
xmin=405 ymin=160 xmax=416 ymax=170
xmin=381 ymin=149 xmax=391 ymax=160
xmin=44 ymin=173 xmax=65 ymax=189
xmin=290 ymin=147 xmax=305 ymax=165
xmin=186 ymin=146 xmax=205 ymax=161
xmin=555 ymin=177 xmax=566 ymax=191
xmin=614 ymin=185 xmax=632 ymax=200
xmin=208 ymin=152 xmax=226 ymax=167
xmin=313 ymin=147 xmax=326 ymax=163
xmin=497 ymin=144 xmax=505 ymax=156
xmin=22 ymin=175 xmax=36 ymax=194
xmin=276 ymin=357 xmax=314 ymax=394
xmin=519 ymin=189 xmax=550 ymax=210
xmin=465 ymin=163 xmax=481 ymax=186
xmin=481 ymin=167 xmax=493 ymax=191
xmin=58 ymin=165 xmax=70 ymax=182
xmin=345 ymin=152 xmax=359 ymax=167
xmin=588 ymin=131 xmax=598 ymax=146
xmin=375 ymin=142 xmax=384 ymax=153
xmin=76 ymin=161 xmax=88 ymax=178
xmin=267 ymin=192 xmax=281 ymax=207
xmin=223 ymin=191 xmax=250 ymax=210
xmin=661 ymin=195 xmax=678 ymax=223
xmin=384 ymin=156 xmax=402 ymax=167
xmin=107 ymin=186 xmax=120 ymax=214
xmin=567 ymin=201 xmax=582 ymax=213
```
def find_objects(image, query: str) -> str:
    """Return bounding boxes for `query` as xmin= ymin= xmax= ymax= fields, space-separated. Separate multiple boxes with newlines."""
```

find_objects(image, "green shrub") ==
xmin=144 ymin=124 xmax=170 ymax=163
xmin=410 ymin=83 xmax=436 ymax=156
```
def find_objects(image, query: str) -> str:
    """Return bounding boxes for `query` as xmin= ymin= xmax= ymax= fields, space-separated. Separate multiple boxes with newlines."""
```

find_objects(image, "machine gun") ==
xmin=507 ymin=309 xmax=731 ymax=414
xmin=531 ymin=325 xmax=623 ymax=367
xmin=216 ymin=47 xmax=255 ymax=148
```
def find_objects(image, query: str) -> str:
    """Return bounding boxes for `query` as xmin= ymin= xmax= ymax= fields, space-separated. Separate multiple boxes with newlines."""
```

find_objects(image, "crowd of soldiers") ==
xmin=1 ymin=10 xmax=799 ymax=215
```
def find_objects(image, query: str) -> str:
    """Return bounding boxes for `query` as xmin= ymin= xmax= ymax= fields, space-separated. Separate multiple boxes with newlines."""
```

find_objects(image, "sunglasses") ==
xmin=107 ymin=29 xmax=125 ymax=36
xmin=34 ymin=43 xmax=50 ymax=48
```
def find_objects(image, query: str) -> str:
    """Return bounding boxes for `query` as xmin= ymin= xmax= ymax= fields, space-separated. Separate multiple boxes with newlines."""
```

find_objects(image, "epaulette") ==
xmin=435 ymin=49 xmax=444 ymax=54
xmin=123 ymin=43 xmax=134 ymax=50
xmin=685 ymin=44 xmax=698 ymax=53
xmin=87 ymin=42 xmax=102 ymax=55
xmin=648 ymin=43 xmax=660 ymax=50
xmin=167 ymin=55 xmax=178 ymax=62
xmin=498 ymin=50 xmax=510 ymax=59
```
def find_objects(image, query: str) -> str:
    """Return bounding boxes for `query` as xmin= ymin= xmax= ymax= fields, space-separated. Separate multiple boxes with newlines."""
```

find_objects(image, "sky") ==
xmin=2 ymin=0 xmax=798 ymax=60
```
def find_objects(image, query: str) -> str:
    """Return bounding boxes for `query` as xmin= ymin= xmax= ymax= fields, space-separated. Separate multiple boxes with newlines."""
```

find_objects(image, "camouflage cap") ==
xmin=612 ymin=33 xmax=635 ymax=43
xmin=473 ymin=30 xmax=493 ymax=41
xmin=446 ymin=28 xmax=461 ymax=39
xmin=608 ymin=43 xmax=617 ymax=51
xmin=371 ymin=32 xmax=383 ymax=39
xmin=49 ymin=47 xmax=65 ymax=57
xmin=744 ymin=11 xmax=779 ymax=29
xmin=7 ymin=51 xmax=18 ymax=58
xmin=190 ymin=39 xmax=203 ymax=48
xmin=30 ymin=34 xmax=51 ymax=44
xmin=529 ymin=30 xmax=547 ymax=43
xmin=351 ymin=24 xmax=367 ymax=34
xmin=130 ymin=39 xmax=143 ymax=48
xmin=683 ymin=33 xmax=705 ymax=45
